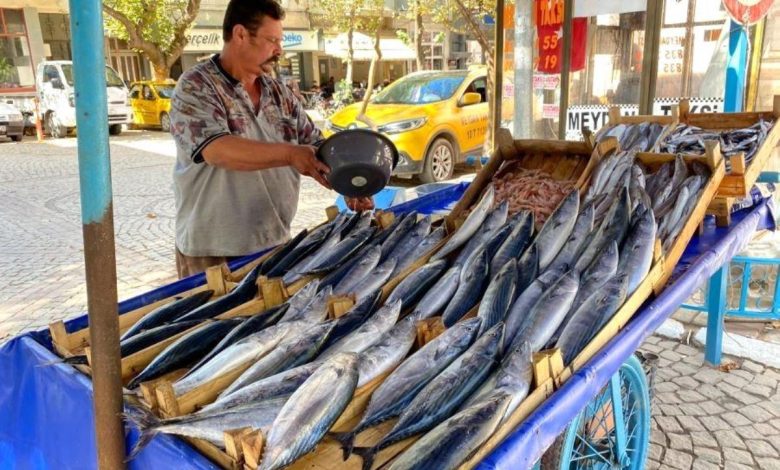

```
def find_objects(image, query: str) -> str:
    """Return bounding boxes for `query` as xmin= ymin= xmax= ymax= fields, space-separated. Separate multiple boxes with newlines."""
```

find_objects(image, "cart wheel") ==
xmin=542 ymin=355 xmax=651 ymax=469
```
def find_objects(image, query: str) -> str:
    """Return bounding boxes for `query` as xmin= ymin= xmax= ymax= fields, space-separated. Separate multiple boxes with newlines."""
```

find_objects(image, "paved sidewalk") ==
xmin=0 ymin=131 xmax=337 ymax=341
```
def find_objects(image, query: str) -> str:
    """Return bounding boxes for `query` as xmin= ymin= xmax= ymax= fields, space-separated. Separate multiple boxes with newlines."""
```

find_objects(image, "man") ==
xmin=170 ymin=0 xmax=371 ymax=278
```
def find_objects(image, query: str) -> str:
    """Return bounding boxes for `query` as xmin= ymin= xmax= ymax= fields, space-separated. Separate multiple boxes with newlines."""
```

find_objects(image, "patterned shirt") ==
xmin=171 ymin=55 xmax=323 ymax=256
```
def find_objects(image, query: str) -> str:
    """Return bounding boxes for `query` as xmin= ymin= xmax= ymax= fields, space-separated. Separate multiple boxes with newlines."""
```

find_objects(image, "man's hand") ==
xmin=288 ymin=145 xmax=331 ymax=189
xmin=346 ymin=196 xmax=374 ymax=212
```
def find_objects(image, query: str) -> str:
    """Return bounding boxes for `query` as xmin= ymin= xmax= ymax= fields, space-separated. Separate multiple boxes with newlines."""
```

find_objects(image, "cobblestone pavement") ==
xmin=1 ymin=132 xmax=779 ymax=468
xmin=0 ymin=130 xmax=337 ymax=341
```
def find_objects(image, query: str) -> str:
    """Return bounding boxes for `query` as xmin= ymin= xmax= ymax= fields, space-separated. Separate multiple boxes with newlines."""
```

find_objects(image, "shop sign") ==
xmin=659 ymin=30 xmax=685 ymax=75
xmin=542 ymin=103 xmax=560 ymax=119
xmin=565 ymin=104 xmax=638 ymax=140
xmin=652 ymin=97 xmax=723 ymax=115
xmin=535 ymin=0 xmax=587 ymax=74
xmin=184 ymin=29 xmax=320 ymax=52
xmin=533 ymin=74 xmax=560 ymax=90
xmin=723 ymin=0 xmax=774 ymax=25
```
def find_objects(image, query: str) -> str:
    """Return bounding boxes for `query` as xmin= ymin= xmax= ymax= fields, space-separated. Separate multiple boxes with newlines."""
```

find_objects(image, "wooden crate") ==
xmin=604 ymin=106 xmax=679 ymax=152
xmin=676 ymin=96 xmax=780 ymax=198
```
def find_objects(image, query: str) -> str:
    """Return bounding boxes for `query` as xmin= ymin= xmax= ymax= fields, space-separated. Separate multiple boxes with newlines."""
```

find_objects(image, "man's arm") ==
xmin=202 ymin=135 xmax=331 ymax=188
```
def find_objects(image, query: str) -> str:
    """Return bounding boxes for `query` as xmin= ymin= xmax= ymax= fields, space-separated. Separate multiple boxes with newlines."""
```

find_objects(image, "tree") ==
xmin=102 ymin=0 xmax=201 ymax=80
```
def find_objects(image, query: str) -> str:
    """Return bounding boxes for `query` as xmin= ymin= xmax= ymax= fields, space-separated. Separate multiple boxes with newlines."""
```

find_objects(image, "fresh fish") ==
xmin=281 ymin=285 xmax=332 ymax=324
xmin=352 ymin=323 xmax=504 ymax=470
xmin=490 ymin=211 xmax=534 ymax=277
xmin=305 ymin=226 xmax=376 ymax=274
xmin=371 ymin=214 xmax=404 ymax=248
xmin=352 ymin=259 xmax=397 ymax=301
xmin=556 ymin=274 xmax=629 ymax=364
xmin=259 ymin=229 xmax=309 ymax=275
xmin=475 ymin=223 xmax=513 ymax=267
xmin=320 ymin=289 xmax=383 ymax=350
xmin=67 ymin=320 xmax=203 ymax=366
xmin=356 ymin=316 xmax=418 ymax=387
xmin=259 ymin=353 xmax=359 ymax=470
xmin=176 ymin=265 xmax=262 ymax=322
xmin=386 ymin=260 xmax=448 ymax=311
xmin=663 ymin=185 xmax=704 ymax=252
xmin=201 ymin=362 xmax=320 ymax=414
xmin=545 ymin=203 xmax=594 ymax=274
xmin=502 ymin=265 xmax=565 ymax=350
xmin=586 ymin=153 xmax=619 ymax=201
xmin=477 ymin=259 xmax=518 ymax=335
xmin=282 ymin=235 xmax=340 ymax=284
xmin=493 ymin=340 xmax=533 ymax=416
xmin=392 ymin=227 xmax=446 ymax=277
xmin=221 ymin=321 xmax=335 ymax=396
xmin=575 ymin=187 xmax=631 ymax=273
xmin=618 ymin=205 xmax=656 ymax=295
xmin=379 ymin=212 xmax=418 ymax=262
xmin=281 ymin=279 xmax=320 ymax=321
xmin=127 ymin=319 xmax=242 ymax=389
xmin=318 ymin=299 xmax=402 ymax=360
xmin=333 ymin=246 xmax=382 ymax=295
xmin=331 ymin=318 xmax=482 ymax=457
xmin=127 ymin=396 xmax=288 ymax=454
xmin=120 ymin=290 xmax=214 ymax=341
xmin=515 ymin=243 xmax=539 ymax=297
xmin=386 ymin=216 xmax=432 ymax=265
xmin=535 ymin=189 xmax=580 ymax=270
xmin=432 ymin=185 xmax=495 ymax=261
xmin=408 ymin=263 xmax=461 ymax=320
xmin=659 ymin=186 xmax=689 ymax=241
xmin=453 ymin=201 xmax=508 ymax=266
xmin=442 ymin=248 xmax=490 ymax=327
xmin=265 ymin=224 xmax=332 ymax=277
xmin=172 ymin=321 xmax=295 ymax=396
xmin=645 ymin=161 xmax=672 ymax=201
xmin=183 ymin=303 xmax=288 ymax=376
xmin=386 ymin=392 xmax=511 ymax=470
xmin=510 ymin=270 xmax=579 ymax=353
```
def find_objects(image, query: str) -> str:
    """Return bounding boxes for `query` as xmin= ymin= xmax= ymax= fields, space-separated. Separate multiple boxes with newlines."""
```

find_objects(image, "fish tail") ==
xmin=123 ymin=407 xmax=161 ymax=461
xmin=63 ymin=355 xmax=89 ymax=365
xmin=328 ymin=431 xmax=356 ymax=460
xmin=351 ymin=446 xmax=377 ymax=470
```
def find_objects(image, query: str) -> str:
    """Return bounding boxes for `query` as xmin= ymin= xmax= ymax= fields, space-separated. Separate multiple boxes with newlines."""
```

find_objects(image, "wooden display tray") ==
xmin=604 ymin=105 xmax=679 ymax=152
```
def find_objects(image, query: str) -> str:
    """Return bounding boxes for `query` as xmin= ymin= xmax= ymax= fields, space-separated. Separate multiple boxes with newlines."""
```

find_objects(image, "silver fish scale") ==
xmin=409 ymin=263 xmax=461 ymax=320
xmin=432 ymin=185 xmax=495 ymax=261
xmin=353 ymin=259 xmax=397 ymax=300
xmin=333 ymin=246 xmax=381 ymax=295
xmin=319 ymin=299 xmax=401 ymax=360
xmin=356 ymin=316 xmax=418 ymax=387
xmin=512 ymin=271 xmax=579 ymax=353
xmin=260 ymin=353 xmax=359 ymax=470
xmin=477 ymin=259 xmax=518 ymax=335
xmin=535 ymin=189 xmax=579 ymax=270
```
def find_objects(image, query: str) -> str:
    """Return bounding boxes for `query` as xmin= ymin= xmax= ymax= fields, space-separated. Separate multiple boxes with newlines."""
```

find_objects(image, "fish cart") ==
xmin=1 ymin=162 xmax=776 ymax=470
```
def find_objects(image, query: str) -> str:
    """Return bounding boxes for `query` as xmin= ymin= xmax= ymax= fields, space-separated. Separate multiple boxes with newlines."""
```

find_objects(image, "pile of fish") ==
xmin=116 ymin=157 xmax=710 ymax=468
xmin=586 ymin=150 xmax=711 ymax=252
xmin=596 ymin=121 xmax=668 ymax=152
xmin=492 ymin=166 xmax=576 ymax=226
xmin=659 ymin=121 xmax=774 ymax=172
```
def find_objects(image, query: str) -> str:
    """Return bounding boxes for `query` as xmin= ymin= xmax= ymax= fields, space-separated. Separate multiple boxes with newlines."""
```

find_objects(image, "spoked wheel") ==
xmin=420 ymin=138 xmax=455 ymax=183
xmin=542 ymin=355 xmax=651 ymax=470
xmin=160 ymin=112 xmax=171 ymax=132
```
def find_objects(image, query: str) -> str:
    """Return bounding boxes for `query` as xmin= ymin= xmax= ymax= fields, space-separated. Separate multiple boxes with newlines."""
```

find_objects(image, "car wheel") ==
xmin=11 ymin=134 xmax=22 ymax=142
xmin=420 ymin=137 xmax=455 ymax=183
xmin=109 ymin=124 xmax=123 ymax=136
xmin=46 ymin=112 xmax=67 ymax=138
xmin=160 ymin=112 xmax=171 ymax=133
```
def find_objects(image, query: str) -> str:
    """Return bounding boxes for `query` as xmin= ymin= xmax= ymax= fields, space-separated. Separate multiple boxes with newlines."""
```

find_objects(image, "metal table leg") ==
xmin=705 ymin=265 xmax=728 ymax=365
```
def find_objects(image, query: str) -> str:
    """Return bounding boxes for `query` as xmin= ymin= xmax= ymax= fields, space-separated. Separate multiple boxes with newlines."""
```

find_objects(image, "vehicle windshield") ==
xmin=373 ymin=73 xmax=467 ymax=104
xmin=154 ymin=85 xmax=175 ymax=99
xmin=61 ymin=64 xmax=127 ymax=88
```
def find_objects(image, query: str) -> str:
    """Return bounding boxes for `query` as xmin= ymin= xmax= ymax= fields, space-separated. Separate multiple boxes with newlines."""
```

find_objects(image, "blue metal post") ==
xmin=68 ymin=0 xmax=125 ymax=467
xmin=724 ymin=20 xmax=748 ymax=112
xmin=705 ymin=266 xmax=728 ymax=365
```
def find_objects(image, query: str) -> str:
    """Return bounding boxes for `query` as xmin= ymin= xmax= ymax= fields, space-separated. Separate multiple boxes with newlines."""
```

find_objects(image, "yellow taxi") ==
xmin=324 ymin=66 xmax=491 ymax=183
xmin=129 ymin=80 xmax=176 ymax=132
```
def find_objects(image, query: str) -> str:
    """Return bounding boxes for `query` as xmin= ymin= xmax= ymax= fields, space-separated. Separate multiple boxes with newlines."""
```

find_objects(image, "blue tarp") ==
xmin=0 ymin=185 xmax=773 ymax=469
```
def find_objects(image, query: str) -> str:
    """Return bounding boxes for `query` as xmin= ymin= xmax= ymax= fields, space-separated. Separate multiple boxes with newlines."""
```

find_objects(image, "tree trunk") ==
xmin=414 ymin=2 xmax=424 ymax=71
xmin=346 ymin=27 xmax=354 ymax=86
xmin=357 ymin=28 xmax=382 ymax=130
xmin=151 ymin=61 xmax=170 ymax=81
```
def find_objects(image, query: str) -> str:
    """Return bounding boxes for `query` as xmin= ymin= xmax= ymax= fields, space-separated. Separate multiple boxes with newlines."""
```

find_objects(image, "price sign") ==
xmin=536 ymin=0 xmax=587 ymax=74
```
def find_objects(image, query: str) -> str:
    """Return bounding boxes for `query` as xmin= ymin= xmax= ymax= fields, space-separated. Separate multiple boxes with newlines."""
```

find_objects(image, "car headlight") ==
xmin=68 ymin=94 xmax=76 ymax=107
xmin=377 ymin=118 xmax=427 ymax=135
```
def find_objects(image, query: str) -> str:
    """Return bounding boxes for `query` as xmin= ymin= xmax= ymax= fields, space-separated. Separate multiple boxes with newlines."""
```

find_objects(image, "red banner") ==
xmin=723 ymin=0 xmax=774 ymax=25
xmin=536 ymin=0 xmax=587 ymax=74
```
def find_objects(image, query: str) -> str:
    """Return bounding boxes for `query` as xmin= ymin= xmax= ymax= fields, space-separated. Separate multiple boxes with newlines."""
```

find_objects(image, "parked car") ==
xmin=129 ymin=80 xmax=176 ymax=132
xmin=36 ymin=60 xmax=132 ymax=138
xmin=323 ymin=66 xmax=490 ymax=183
xmin=0 ymin=102 xmax=24 ymax=142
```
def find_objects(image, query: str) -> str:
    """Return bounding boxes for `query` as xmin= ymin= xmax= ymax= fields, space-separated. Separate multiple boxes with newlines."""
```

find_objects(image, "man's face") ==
xmin=240 ymin=17 xmax=283 ymax=75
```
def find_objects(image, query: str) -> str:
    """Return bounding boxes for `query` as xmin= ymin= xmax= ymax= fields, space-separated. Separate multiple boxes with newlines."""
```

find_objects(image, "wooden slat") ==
xmin=241 ymin=430 xmax=265 ymax=470
xmin=185 ymin=437 xmax=241 ymax=470
xmin=328 ymin=295 xmax=356 ymax=319
xmin=259 ymin=277 xmax=288 ymax=308
xmin=415 ymin=317 xmax=446 ymax=347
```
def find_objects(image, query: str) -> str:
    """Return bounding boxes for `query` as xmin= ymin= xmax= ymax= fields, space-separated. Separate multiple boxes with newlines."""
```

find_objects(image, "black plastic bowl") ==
xmin=316 ymin=129 xmax=399 ymax=198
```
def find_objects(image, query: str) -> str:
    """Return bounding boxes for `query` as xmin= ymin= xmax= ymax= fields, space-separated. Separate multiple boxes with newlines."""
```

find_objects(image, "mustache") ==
xmin=265 ymin=55 xmax=281 ymax=64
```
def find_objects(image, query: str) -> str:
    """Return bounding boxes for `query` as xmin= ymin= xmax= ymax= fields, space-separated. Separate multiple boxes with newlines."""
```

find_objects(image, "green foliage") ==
xmin=396 ymin=29 xmax=411 ymax=46
xmin=0 ymin=57 xmax=13 ymax=83
xmin=103 ymin=0 xmax=192 ymax=53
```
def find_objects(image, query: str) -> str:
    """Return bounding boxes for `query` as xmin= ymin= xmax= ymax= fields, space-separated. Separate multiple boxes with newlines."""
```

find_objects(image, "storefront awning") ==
xmin=324 ymin=32 xmax=416 ymax=61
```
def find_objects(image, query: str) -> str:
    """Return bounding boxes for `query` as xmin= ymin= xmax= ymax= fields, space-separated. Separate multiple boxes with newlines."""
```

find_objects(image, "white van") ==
xmin=36 ymin=60 xmax=132 ymax=138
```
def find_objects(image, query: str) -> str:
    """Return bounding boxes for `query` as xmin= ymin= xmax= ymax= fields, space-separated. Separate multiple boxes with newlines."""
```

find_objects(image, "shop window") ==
xmin=0 ymin=8 xmax=34 ymax=91
xmin=664 ymin=0 xmax=689 ymax=25
xmin=694 ymin=0 xmax=727 ymax=23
